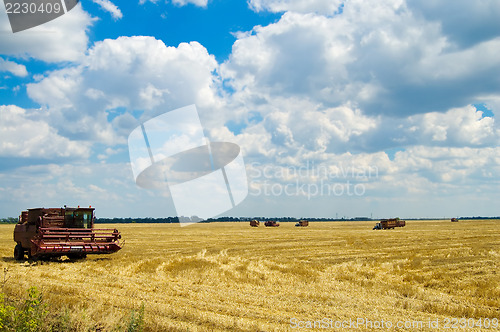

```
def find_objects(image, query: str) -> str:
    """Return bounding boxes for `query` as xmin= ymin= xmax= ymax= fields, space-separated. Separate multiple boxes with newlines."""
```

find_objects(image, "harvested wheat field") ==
xmin=0 ymin=220 xmax=499 ymax=331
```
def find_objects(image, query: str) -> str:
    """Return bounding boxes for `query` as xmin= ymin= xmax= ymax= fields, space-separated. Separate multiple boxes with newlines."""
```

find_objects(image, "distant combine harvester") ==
xmin=373 ymin=218 xmax=406 ymax=230
xmin=295 ymin=220 xmax=309 ymax=227
xmin=451 ymin=218 xmax=458 ymax=222
xmin=250 ymin=219 xmax=260 ymax=227
xmin=249 ymin=219 xmax=307 ymax=227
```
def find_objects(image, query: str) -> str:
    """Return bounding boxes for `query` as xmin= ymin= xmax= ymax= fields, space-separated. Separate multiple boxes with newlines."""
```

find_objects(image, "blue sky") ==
xmin=0 ymin=0 xmax=499 ymax=219
xmin=87 ymin=0 xmax=281 ymax=61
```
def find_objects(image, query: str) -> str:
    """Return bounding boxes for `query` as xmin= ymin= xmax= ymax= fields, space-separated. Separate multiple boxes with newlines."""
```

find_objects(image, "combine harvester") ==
xmin=250 ymin=219 xmax=260 ymax=227
xmin=264 ymin=220 xmax=280 ymax=227
xmin=373 ymin=218 xmax=406 ymax=230
xmin=295 ymin=220 xmax=309 ymax=227
xmin=14 ymin=206 xmax=121 ymax=260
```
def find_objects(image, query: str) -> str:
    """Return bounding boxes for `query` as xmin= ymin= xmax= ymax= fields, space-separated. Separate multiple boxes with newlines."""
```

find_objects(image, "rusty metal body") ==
xmin=264 ymin=220 xmax=280 ymax=227
xmin=14 ymin=207 xmax=121 ymax=260
xmin=373 ymin=218 xmax=406 ymax=230
xmin=250 ymin=219 xmax=260 ymax=227
xmin=295 ymin=220 xmax=309 ymax=227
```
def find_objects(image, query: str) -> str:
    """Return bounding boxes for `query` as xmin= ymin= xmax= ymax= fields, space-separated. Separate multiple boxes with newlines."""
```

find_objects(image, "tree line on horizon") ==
xmin=1 ymin=216 xmax=498 ymax=224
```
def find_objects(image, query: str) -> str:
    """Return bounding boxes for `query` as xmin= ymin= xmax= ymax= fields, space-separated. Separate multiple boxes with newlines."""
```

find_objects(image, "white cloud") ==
xmin=139 ymin=0 xmax=207 ymax=7
xmin=415 ymin=106 xmax=498 ymax=146
xmin=0 ymin=105 xmax=90 ymax=159
xmin=0 ymin=3 xmax=94 ymax=62
xmin=223 ymin=0 xmax=500 ymax=116
xmin=0 ymin=58 xmax=27 ymax=77
xmin=93 ymin=0 xmax=123 ymax=20
xmin=407 ymin=0 xmax=500 ymax=48
xmin=248 ymin=0 xmax=343 ymax=15
xmin=347 ymin=105 xmax=499 ymax=154
xmin=171 ymin=0 xmax=208 ymax=7
xmin=26 ymin=36 xmax=220 ymax=145
xmin=392 ymin=146 xmax=500 ymax=187
xmin=215 ymin=0 xmax=500 ymax=218
xmin=0 ymin=162 xmax=172 ymax=218
xmin=2 ymin=0 xmax=500 ymax=219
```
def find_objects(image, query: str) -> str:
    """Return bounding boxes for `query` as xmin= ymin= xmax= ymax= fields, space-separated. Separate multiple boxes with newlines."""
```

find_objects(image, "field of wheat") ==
xmin=0 ymin=219 xmax=499 ymax=331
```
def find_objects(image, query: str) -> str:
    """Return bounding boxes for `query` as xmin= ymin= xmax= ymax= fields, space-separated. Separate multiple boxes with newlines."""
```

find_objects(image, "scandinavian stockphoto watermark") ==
xmin=248 ymin=161 xmax=378 ymax=199
xmin=127 ymin=105 xmax=248 ymax=226
xmin=290 ymin=317 xmax=499 ymax=329
xmin=3 ymin=0 xmax=79 ymax=33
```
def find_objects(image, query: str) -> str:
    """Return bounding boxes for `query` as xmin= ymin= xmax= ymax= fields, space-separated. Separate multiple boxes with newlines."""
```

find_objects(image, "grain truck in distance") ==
xmin=14 ymin=206 xmax=121 ymax=260
xmin=373 ymin=218 xmax=406 ymax=230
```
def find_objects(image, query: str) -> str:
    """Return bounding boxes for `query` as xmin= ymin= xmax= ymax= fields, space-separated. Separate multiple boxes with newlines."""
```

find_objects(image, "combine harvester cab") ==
xmin=14 ymin=207 xmax=121 ymax=260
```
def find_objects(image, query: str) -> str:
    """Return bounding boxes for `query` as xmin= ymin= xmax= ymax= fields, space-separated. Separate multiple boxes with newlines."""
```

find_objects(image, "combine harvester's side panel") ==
xmin=14 ymin=207 xmax=121 ymax=260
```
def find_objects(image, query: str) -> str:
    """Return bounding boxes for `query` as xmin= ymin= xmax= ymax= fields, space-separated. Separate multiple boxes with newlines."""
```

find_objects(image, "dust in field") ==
xmin=0 ymin=220 xmax=499 ymax=331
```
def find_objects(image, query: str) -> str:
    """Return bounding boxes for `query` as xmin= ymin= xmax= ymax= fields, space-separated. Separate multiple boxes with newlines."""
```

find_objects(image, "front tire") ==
xmin=14 ymin=244 xmax=24 ymax=261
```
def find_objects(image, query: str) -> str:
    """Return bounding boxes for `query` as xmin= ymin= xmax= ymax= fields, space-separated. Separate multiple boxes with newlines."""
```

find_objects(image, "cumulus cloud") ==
xmin=406 ymin=0 xmax=500 ymax=49
xmin=171 ymin=0 xmax=208 ymax=7
xmin=0 ymin=3 xmax=94 ymax=62
xmin=223 ymin=0 xmax=500 ymax=116
xmin=93 ymin=0 xmax=123 ymax=20
xmin=0 ymin=58 xmax=27 ymax=77
xmin=0 ymin=162 xmax=171 ymax=218
xmin=0 ymin=105 xmax=90 ymax=161
xmin=248 ymin=0 xmax=343 ymax=15
xmin=392 ymin=146 xmax=500 ymax=187
xmin=139 ymin=0 xmax=207 ymax=7
xmin=214 ymin=0 xmax=500 ymax=217
xmin=26 ymin=36 xmax=221 ymax=145
xmin=413 ymin=107 xmax=498 ymax=146
xmin=350 ymin=106 xmax=499 ymax=153
xmin=2 ymin=0 xmax=499 ymax=218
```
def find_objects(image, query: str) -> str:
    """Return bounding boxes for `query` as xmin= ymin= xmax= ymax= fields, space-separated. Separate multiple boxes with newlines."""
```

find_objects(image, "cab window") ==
xmin=71 ymin=210 xmax=93 ymax=228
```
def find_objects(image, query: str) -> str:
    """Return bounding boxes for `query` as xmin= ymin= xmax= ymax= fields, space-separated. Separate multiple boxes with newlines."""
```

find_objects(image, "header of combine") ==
xmin=14 ymin=206 xmax=121 ymax=260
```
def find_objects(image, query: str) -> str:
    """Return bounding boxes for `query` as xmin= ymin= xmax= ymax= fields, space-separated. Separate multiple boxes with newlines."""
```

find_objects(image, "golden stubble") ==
xmin=0 ymin=219 xmax=499 ymax=331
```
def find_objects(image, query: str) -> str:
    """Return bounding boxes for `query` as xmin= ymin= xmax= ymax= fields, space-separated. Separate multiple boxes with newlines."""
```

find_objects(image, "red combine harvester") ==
xmin=14 ymin=206 xmax=121 ymax=260
xmin=264 ymin=220 xmax=280 ymax=227
xmin=295 ymin=220 xmax=309 ymax=227
xmin=250 ymin=219 xmax=260 ymax=227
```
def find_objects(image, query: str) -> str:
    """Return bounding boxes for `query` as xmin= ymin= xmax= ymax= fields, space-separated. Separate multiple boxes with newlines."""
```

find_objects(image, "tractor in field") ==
xmin=295 ymin=220 xmax=309 ymax=227
xmin=264 ymin=220 xmax=280 ymax=227
xmin=14 ymin=206 xmax=121 ymax=260
xmin=250 ymin=219 xmax=260 ymax=227
xmin=373 ymin=218 xmax=406 ymax=230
